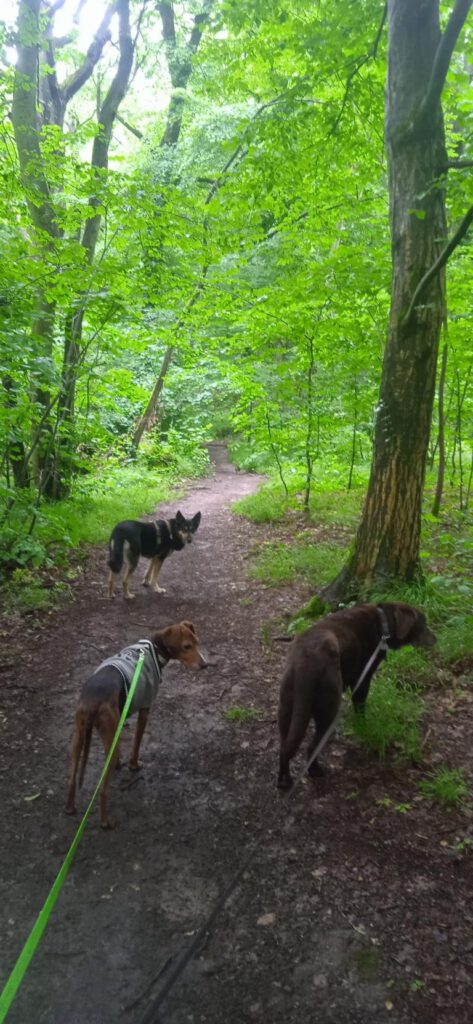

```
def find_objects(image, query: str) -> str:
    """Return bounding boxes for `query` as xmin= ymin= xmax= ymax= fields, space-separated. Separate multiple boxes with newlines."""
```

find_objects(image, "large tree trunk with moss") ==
xmin=325 ymin=0 xmax=471 ymax=600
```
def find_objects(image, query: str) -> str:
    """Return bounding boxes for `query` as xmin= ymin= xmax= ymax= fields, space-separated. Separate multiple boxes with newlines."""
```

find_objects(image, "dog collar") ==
xmin=376 ymin=606 xmax=391 ymax=647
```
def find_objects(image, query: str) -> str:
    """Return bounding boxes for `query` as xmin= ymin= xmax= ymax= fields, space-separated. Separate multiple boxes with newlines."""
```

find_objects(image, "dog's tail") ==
xmin=107 ymin=528 xmax=124 ymax=573
xmin=281 ymin=694 xmax=312 ymax=761
xmin=78 ymin=717 xmax=93 ymax=790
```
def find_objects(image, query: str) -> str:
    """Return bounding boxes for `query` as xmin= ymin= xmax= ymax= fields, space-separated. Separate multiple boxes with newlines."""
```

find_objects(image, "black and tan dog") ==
xmin=107 ymin=510 xmax=201 ymax=599
xmin=66 ymin=621 xmax=207 ymax=828
xmin=277 ymin=602 xmax=437 ymax=789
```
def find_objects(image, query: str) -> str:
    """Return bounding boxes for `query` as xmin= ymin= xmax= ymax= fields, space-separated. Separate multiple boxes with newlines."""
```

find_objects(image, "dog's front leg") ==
xmin=129 ymin=709 xmax=149 ymax=770
xmin=351 ymin=675 xmax=373 ymax=714
xmin=277 ymin=750 xmax=293 ymax=790
xmin=150 ymin=557 xmax=166 ymax=593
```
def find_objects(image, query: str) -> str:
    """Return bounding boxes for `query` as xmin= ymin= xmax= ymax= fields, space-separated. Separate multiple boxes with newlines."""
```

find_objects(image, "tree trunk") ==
xmin=325 ymin=0 xmax=471 ymax=600
xmin=132 ymin=346 xmax=175 ymax=449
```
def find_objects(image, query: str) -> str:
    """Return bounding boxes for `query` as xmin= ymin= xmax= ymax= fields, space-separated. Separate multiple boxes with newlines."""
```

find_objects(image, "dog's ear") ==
xmin=192 ymin=511 xmax=201 ymax=530
xmin=181 ymin=620 xmax=197 ymax=636
xmin=392 ymin=604 xmax=419 ymax=642
xmin=175 ymin=510 xmax=184 ymax=523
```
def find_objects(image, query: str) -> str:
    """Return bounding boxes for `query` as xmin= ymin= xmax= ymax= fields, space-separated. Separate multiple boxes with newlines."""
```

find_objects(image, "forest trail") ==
xmin=1 ymin=443 xmax=472 ymax=1024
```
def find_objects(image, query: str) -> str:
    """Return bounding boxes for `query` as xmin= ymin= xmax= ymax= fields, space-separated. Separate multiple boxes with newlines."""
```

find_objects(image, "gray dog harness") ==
xmin=96 ymin=640 xmax=167 ymax=715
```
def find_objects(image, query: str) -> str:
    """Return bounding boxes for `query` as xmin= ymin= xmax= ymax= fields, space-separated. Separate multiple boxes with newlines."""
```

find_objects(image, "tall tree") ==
xmin=10 ymin=0 xmax=135 ymax=497
xmin=326 ymin=0 xmax=473 ymax=599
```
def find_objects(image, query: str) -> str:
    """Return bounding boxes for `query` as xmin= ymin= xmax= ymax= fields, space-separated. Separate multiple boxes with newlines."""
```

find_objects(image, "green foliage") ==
xmin=2 ymin=569 xmax=72 ymax=615
xmin=0 ymin=441 xmax=207 ymax=577
xmin=248 ymin=538 xmax=345 ymax=587
xmin=418 ymin=767 xmax=468 ymax=808
xmin=345 ymin=673 xmax=424 ymax=763
xmin=224 ymin=706 xmax=260 ymax=723
xmin=140 ymin=430 xmax=211 ymax=478
xmin=232 ymin=483 xmax=290 ymax=523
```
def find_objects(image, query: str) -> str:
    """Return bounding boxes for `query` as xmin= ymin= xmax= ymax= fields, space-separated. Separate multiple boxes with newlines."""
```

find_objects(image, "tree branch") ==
xmin=416 ymin=0 xmax=473 ymax=127
xmin=62 ymin=2 xmax=117 ymax=106
xmin=80 ymin=0 xmax=134 ymax=261
xmin=158 ymin=0 xmax=214 ymax=149
xmin=446 ymin=157 xmax=473 ymax=169
xmin=329 ymin=2 xmax=387 ymax=137
xmin=404 ymin=201 xmax=473 ymax=325
xmin=116 ymin=112 xmax=143 ymax=138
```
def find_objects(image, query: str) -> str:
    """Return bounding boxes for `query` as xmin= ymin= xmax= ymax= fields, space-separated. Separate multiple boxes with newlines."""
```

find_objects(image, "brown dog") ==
xmin=66 ymin=621 xmax=207 ymax=828
xmin=277 ymin=602 xmax=437 ymax=789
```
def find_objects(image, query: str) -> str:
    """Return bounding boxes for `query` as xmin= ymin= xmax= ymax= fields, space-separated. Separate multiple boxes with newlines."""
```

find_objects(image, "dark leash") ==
xmin=137 ymin=613 xmax=391 ymax=1024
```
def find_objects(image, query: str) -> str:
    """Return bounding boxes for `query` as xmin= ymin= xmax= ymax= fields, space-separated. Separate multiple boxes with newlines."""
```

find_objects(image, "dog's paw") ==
xmin=152 ymin=585 xmax=166 ymax=594
xmin=65 ymin=805 xmax=77 ymax=816
xmin=307 ymin=761 xmax=325 ymax=778
xmin=129 ymin=759 xmax=143 ymax=772
xmin=100 ymin=817 xmax=116 ymax=830
xmin=124 ymin=593 xmax=136 ymax=600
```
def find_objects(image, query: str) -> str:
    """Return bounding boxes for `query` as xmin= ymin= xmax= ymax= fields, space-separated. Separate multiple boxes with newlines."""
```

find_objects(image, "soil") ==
xmin=1 ymin=441 xmax=472 ymax=1024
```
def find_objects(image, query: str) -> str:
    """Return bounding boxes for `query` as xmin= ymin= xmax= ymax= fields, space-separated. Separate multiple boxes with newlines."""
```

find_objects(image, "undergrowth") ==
xmin=418 ymin=767 xmax=468 ymax=808
xmin=248 ymin=539 xmax=345 ymax=587
xmin=240 ymin=474 xmax=472 ymax=763
xmin=0 ymin=444 xmax=210 ymax=611
xmin=344 ymin=669 xmax=425 ymax=763
xmin=238 ymin=475 xmax=472 ymax=674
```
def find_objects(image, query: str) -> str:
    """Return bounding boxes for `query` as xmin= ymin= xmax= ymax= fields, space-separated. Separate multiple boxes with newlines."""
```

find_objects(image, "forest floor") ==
xmin=1 ymin=441 xmax=472 ymax=1024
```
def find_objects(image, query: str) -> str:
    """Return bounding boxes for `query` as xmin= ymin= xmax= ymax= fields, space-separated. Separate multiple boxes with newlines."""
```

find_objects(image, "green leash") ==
xmin=0 ymin=651 xmax=145 ymax=1023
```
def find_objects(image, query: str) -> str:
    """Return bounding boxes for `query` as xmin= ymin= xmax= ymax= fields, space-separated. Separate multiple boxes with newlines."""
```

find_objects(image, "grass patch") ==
xmin=419 ymin=766 xmax=468 ymax=808
xmin=224 ymin=706 xmax=260 ymax=724
xmin=345 ymin=671 xmax=424 ymax=763
xmin=2 ymin=570 xmax=72 ymax=615
xmin=308 ymin=487 xmax=364 ymax=528
xmin=232 ymin=476 xmax=365 ymax=528
xmin=248 ymin=539 xmax=345 ymax=588
xmin=232 ymin=483 xmax=291 ymax=524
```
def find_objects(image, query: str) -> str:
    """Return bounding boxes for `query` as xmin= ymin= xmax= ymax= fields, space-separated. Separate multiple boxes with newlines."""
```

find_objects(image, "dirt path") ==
xmin=1 ymin=443 xmax=472 ymax=1024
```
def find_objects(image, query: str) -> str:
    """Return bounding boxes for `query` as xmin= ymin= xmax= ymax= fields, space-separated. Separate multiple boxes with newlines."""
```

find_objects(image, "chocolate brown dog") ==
xmin=66 ymin=621 xmax=207 ymax=828
xmin=277 ymin=602 xmax=436 ymax=789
